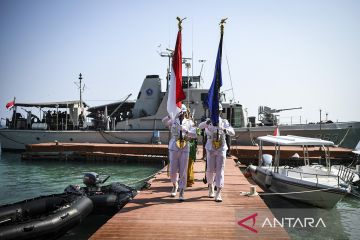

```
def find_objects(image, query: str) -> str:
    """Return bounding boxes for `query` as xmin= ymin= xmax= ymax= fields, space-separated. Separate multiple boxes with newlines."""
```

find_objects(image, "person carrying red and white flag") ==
xmin=167 ymin=17 xmax=186 ymax=120
xmin=162 ymin=17 xmax=197 ymax=202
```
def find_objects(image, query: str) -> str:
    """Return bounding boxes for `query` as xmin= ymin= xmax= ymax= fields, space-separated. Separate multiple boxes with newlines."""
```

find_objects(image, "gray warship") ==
xmin=1 ymin=73 xmax=359 ymax=150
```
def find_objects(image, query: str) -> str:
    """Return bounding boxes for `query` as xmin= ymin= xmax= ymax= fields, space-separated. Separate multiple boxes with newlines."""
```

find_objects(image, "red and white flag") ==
xmin=167 ymin=30 xmax=185 ymax=120
xmin=273 ymin=126 xmax=280 ymax=136
xmin=6 ymin=101 xmax=15 ymax=109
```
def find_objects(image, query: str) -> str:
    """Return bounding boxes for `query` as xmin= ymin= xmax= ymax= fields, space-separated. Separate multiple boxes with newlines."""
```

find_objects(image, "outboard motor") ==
xmin=83 ymin=172 xmax=101 ymax=191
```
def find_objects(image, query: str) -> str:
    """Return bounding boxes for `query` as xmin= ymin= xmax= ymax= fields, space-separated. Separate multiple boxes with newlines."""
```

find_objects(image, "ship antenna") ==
xmin=74 ymin=73 xmax=85 ymax=110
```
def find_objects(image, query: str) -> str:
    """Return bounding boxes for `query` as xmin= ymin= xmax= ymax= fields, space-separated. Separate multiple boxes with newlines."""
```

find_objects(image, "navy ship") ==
xmin=1 ymin=74 xmax=359 ymax=150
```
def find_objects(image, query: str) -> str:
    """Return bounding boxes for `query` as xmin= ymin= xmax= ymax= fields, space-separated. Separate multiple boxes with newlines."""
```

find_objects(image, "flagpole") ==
xmin=12 ymin=96 xmax=16 ymax=129
xmin=218 ymin=18 xmax=227 ymax=103
xmin=217 ymin=18 xmax=227 ymax=140
xmin=177 ymin=17 xmax=185 ymax=142
xmin=166 ymin=16 xmax=186 ymax=175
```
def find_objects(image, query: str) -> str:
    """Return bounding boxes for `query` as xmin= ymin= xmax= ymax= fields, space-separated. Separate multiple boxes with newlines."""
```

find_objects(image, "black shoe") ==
xmin=202 ymin=177 xmax=207 ymax=184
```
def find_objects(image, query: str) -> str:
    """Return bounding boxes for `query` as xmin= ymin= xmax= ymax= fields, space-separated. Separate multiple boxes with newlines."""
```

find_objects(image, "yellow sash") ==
xmin=176 ymin=138 xmax=187 ymax=149
xmin=212 ymin=139 xmax=222 ymax=150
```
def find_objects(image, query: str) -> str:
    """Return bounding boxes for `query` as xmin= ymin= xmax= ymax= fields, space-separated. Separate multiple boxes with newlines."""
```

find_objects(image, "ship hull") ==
xmin=1 ymin=121 xmax=359 ymax=150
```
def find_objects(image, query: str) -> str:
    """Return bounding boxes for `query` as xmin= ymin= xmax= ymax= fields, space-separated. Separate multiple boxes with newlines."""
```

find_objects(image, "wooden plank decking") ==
xmin=90 ymin=150 xmax=290 ymax=239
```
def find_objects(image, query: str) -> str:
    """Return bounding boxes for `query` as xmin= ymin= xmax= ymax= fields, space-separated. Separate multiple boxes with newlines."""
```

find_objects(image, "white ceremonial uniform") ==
xmin=199 ymin=117 xmax=235 ymax=198
xmin=162 ymin=115 xmax=197 ymax=194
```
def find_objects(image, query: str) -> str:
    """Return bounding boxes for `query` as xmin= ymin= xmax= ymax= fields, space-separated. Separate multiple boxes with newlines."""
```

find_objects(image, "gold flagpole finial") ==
xmin=177 ymin=16 xmax=187 ymax=31
xmin=220 ymin=18 xmax=228 ymax=34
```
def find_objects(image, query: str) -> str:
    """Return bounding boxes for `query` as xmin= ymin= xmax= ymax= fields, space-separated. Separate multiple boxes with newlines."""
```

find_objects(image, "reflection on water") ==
xmin=0 ymin=152 xmax=163 ymax=239
xmin=261 ymin=189 xmax=360 ymax=239
xmin=239 ymin=166 xmax=360 ymax=239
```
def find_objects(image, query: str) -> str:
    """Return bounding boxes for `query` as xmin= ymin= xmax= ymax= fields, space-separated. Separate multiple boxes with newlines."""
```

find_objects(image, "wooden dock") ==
xmin=22 ymin=142 xmax=169 ymax=163
xmin=22 ymin=142 xmax=354 ymax=165
xmin=90 ymin=150 xmax=290 ymax=239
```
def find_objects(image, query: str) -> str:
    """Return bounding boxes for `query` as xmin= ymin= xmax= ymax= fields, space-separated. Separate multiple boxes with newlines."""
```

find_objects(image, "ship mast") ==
xmin=79 ymin=73 xmax=83 ymax=110
xmin=74 ymin=73 xmax=85 ymax=110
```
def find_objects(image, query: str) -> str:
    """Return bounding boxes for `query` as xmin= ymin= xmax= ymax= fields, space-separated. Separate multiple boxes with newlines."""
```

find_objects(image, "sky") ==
xmin=1 ymin=0 xmax=359 ymax=125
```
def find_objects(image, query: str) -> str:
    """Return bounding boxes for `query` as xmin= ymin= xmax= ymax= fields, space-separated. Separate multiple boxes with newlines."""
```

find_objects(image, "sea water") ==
xmin=259 ymin=183 xmax=360 ymax=239
xmin=0 ymin=152 xmax=163 ymax=239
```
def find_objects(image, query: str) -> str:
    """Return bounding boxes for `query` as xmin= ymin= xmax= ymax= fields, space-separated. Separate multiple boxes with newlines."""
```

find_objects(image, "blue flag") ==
xmin=207 ymin=33 xmax=223 ymax=126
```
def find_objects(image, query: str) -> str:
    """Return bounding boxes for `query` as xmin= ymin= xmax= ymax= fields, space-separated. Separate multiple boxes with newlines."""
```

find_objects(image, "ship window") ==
xmin=232 ymin=107 xmax=245 ymax=128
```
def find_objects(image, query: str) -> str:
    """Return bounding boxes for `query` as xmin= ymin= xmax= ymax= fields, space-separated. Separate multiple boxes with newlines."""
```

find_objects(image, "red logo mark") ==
xmin=238 ymin=213 xmax=258 ymax=233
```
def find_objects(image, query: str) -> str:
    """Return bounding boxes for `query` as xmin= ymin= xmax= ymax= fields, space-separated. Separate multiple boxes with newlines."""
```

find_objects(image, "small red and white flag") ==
xmin=273 ymin=126 xmax=280 ymax=136
xmin=6 ymin=101 xmax=15 ymax=109
xmin=167 ymin=29 xmax=185 ymax=120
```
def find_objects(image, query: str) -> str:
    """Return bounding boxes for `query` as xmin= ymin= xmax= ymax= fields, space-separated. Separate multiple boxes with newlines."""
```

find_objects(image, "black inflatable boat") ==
xmin=0 ymin=193 xmax=93 ymax=240
xmin=65 ymin=172 xmax=137 ymax=214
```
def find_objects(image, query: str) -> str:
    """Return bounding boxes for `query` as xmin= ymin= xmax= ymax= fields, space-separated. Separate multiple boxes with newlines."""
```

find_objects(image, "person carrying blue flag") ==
xmin=199 ymin=104 xmax=234 ymax=202
xmin=199 ymin=18 xmax=234 ymax=202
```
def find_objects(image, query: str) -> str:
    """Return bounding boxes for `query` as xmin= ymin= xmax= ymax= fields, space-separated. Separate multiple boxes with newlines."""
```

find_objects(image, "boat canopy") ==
xmin=14 ymin=100 xmax=89 ymax=108
xmin=87 ymin=101 xmax=135 ymax=119
xmin=257 ymin=135 xmax=334 ymax=146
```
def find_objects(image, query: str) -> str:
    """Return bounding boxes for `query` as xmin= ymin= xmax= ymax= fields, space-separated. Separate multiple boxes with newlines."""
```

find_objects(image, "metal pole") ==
xmin=56 ymin=105 xmax=59 ymax=131
xmin=167 ymin=56 xmax=170 ymax=91
xmin=12 ymin=97 xmax=16 ymax=129
xmin=65 ymin=104 xmax=68 ymax=130
xmin=319 ymin=109 xmax=322 ymax=131
xmin=186 ymin=62 xmax=191 ymax=108
xmin=79 ymin=73 xmax=83 ymax=110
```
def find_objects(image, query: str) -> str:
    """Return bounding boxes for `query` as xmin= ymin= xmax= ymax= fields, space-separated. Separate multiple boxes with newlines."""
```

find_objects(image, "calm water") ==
xmin=244 ymin=164 xmax=360 ymax=240
xmin=2 ymin=153 xmax=360 ymax=240
xmin=0 ymin=152 xmax=163 ymax=239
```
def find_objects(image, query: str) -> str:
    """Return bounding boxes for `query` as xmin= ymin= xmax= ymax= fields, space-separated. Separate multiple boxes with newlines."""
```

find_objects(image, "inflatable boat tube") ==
xmin=65 ymin=182 xmax=137 ymax=214
xmin=0 ymin=193 xmax=93 ymax=240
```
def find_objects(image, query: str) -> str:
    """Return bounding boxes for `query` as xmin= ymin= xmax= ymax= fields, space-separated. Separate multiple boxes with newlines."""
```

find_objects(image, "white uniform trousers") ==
xmin=169 ymin=149 xmax=189 ymax=189
xmin=206 ymin=149 xmax=226 ymax=188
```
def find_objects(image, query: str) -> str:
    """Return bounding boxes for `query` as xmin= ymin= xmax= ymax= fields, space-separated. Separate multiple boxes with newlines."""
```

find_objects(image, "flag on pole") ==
xmin=207 ymin=26 xmax=224 ymax=126
xmin=273 ymin=126 xmax=280 ymax=136
xmin=6 ymin=101 xmax=15 ymax=109
xmin=167 ymin=24 xmax=185 ymax=120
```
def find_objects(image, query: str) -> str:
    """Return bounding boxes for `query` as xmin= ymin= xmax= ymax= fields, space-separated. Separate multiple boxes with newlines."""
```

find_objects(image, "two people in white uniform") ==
xmin=162 ymin=103 xmax=234 ymax=202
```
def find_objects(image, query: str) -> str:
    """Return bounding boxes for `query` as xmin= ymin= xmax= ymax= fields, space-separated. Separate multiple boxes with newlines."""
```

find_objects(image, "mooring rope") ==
xmin=0 ymin=131 xmax=26 ymax=146
xmin=125 ymin=171 xmax=159 ymax=186
xmin=336 ymin=127 xmax=352 ymax=147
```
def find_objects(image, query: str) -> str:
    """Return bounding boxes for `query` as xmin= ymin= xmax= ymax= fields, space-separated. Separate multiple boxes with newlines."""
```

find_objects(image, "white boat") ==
xmin=1 ymin=74 xmax=360 ymax=150
xmin=248 ymin=135 xmax=351 ymax=208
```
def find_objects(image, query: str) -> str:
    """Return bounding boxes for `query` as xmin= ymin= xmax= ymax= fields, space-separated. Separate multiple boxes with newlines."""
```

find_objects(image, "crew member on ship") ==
xmin=198 ymin=104 xmax=235 ymax=202
xmin=162 ymin=104 xmax=196 ymax=201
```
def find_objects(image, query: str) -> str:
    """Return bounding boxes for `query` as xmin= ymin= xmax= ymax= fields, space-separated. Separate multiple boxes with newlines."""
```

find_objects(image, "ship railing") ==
xmin=335 ymin=165 xmax=355 ymax=183
xmin=286 ymin=169 xmax=342 ymax=187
